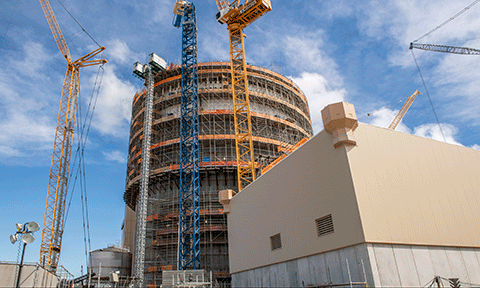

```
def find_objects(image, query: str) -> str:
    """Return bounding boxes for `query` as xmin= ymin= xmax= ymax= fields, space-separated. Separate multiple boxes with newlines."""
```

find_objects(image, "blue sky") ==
xmin=1 ymin=0 xmax=479 ymax=277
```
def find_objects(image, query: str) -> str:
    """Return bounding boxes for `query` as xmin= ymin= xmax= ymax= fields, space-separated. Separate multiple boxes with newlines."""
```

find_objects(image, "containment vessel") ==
xmin=123 ymin=62 xmax=313 ymax=287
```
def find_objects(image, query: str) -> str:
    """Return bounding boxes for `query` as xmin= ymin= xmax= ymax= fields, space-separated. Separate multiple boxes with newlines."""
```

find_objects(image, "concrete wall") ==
xmin=232 ymin=243 xmax=372 ymax=287
xmin=227 ymin=130 xmax=365 ymax=274
xmin=0 ymin=263 xmax=58 ymax=287
xmin=367 ymin=243 xmax=480 ymax=287
xmin=232 ymin=243 xmax=480 ymax=287
xmin=347 ymin=124 xmax=480 ymax=247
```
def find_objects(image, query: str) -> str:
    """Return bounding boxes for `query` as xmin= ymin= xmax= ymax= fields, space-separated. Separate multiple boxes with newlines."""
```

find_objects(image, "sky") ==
xmin=1 ymin=0 xmax=480 ymax=277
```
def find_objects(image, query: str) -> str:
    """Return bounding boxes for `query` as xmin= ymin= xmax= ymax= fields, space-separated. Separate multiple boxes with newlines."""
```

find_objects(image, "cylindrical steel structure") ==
xmin=124 ymin=62 xmax=313 ymax=287
xmin=89 ymin=246 xmax=132 ymax=278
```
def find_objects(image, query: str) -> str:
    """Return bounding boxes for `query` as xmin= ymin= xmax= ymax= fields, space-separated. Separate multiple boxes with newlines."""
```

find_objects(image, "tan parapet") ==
xmin=218 ymin=189 xmax=237 ymax=214
xmin=321 ymin=102 xmax=358 ymax=148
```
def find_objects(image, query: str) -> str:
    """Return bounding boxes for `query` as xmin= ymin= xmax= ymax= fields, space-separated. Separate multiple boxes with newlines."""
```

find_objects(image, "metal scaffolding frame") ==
xmin=124 ymin=62 xmax=313 ymax=287
xmin=133 ymin=67 xmax=154 ymax=287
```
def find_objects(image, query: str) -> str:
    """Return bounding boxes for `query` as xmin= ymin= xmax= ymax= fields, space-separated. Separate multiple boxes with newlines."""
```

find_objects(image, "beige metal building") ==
xmin=220 ymin=102 xmax=480 ymax=287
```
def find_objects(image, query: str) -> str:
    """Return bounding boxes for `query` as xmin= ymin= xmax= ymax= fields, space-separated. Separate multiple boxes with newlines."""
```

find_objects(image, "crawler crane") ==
xmin=214 ymin=0 xmax=272 ymax=191
xmin=38 ymin=0 xmax=106 ymax=272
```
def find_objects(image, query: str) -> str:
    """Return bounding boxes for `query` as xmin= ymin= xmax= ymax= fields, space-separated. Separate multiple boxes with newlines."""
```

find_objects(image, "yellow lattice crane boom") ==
xmin=38 ymin=0 xmax=106 ymax=272
xmin=214 ymin=0 xmax=272 ymax=191
xmin=388 ymin=90 xmax=421 ymax=130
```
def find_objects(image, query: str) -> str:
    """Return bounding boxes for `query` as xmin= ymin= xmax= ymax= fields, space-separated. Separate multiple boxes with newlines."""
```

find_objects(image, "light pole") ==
xmin=10 ymin=222 xmax=40 ymax=288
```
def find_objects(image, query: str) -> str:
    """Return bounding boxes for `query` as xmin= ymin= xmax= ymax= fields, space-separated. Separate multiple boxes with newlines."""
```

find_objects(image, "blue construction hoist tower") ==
xmin=173 ymin=0 xmax=200 ymax=270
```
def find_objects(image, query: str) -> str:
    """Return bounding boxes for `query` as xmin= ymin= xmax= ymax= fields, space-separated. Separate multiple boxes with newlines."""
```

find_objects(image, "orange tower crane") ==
xmin=214 ymin=0 xmax=272 ymax=191
xmin=388 ymin=90 xmax=421 ymax=130
xmin=38 ymin=0 xmax=106 ymax=272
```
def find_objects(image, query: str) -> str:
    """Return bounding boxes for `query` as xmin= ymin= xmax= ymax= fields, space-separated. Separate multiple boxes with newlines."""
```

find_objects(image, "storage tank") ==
xmin=89 ymin=246 xmax=132 ymax=278
xmin=123 ymin=62 xmax=313 ymax=287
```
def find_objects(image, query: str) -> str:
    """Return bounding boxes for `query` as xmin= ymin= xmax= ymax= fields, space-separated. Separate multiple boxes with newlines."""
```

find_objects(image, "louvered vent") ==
xmin=316 ymin=214 xmax=334 ymax=236
xmin=270 ymin=233 xmax=282 ymax=251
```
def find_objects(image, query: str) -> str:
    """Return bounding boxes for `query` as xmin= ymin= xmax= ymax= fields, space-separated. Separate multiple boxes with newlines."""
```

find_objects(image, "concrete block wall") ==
xmin=232 ymin=243 xmax=480 ymax=287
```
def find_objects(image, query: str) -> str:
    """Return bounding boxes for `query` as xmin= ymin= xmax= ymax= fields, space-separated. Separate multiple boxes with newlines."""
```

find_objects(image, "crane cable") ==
xmin=65 ymin=64 xmax=105 ymax=224
xmin=63 ymin=64 xmax=105 ymax=270
xmin=2 ymin=0 xmax=20 ymax=42
xmin=56 ymin=0 xmax=101 ymax=48
xmin=413 ymin=0 xmax=480 ymax=43
xmin=75 ymin=64 xmax=106 ymax=272
xmin=410 ymin=49 xmax=446 ymax=142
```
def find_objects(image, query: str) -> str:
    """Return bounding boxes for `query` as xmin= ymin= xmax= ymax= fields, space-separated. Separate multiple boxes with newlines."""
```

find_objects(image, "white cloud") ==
xmin=249 ymin=27 xmax=343 ymax=86
xmin=413 ymin=123 xmax=463 ymax=146
xmin=341 ymin=0 xmax=480 ymax=132
xmin=0 ymin=145 xmax=23 ymax=157
xmin=0 ymin=42 xmax=57 ymax=162
xmin=132 ymin=0 xmax=170 ymax=25
xmin=91 ymin=64 xmax=137 ymax=137
xmin=354 ymin=0 xmax=480 ymax=48
xmin=366 ymin=108 xmax=411 ymax=133
xmin=318 ymin=0 xmax=354 ymax=19
xmin=152 ymin=0 xmax=172 ymax=24
xmin=471 ymin=144 xmax=480 ymax=150
xmin=105 ymin=39 xmax=142 ymax=65
xmin=290 ymin=72 xmax=346 ymax=134
xmin=16 ymin=42 xmax=55 ymax=78
xmin=103 ymin=150 xmax=126 ymax=163
xmin=243 ymin=26 xmax=348 ymax=135
xmin=431 ymin=39 xmax=480 ymax=126
xmin=283 ymin=32 xmax=343 ymax=86
xmin=200 ymin=29 xmax=230 ymax=62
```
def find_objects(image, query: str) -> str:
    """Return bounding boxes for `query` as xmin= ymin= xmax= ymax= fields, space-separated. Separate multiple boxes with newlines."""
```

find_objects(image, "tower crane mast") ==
xmin=38 ymin=0 xmax=106 ymax=273
xmin=173 ymin=0 xmax=201 ymax=270
xmin=214 ymin=0 xmax=272 ymax=192
xmin=410 ymin=42 xmax=480 ymax=55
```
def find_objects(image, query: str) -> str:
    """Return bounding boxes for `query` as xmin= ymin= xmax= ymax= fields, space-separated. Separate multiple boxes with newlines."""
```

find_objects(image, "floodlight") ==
xmin=26 ymin=222 xmax=40 ymax=233
xmin=10 ymin=234 xmax=17 ymax=244
xmin=21 ymin=234 xmax=35 ymax=244
xmin=16 ymin=223 xmax=23 ymax=232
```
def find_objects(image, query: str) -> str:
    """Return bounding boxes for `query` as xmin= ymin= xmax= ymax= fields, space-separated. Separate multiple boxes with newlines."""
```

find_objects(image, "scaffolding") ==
xmin=124 ymin=62 xmax=313 ymax=288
